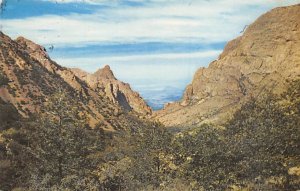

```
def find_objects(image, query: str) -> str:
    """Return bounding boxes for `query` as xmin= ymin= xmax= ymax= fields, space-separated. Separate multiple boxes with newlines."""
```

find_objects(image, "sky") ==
xmin=0 ymin=0 xmax=299 ymax=109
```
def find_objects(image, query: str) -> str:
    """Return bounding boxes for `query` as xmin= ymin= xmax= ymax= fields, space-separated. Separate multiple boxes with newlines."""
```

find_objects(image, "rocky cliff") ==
xmin=0 ymin=32 xmax=149 ymax=131
xmin=154 ymin=4 xmax=300 ymax=127
xmin=71 ymin=66 xmax=152 ymax=115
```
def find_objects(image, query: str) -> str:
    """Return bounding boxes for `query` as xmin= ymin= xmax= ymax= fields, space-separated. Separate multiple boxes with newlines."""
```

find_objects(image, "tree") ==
xmin=92 ymin=123 xmax=175 ymax=191
xmin=223 ymin=80 xmax=300 ymax=190
xmin=3 ymin=90 xmax=106 ymax=190
xmin=129 ymin=125 xmax=173 ymax=187
xmin=0 ymin=71 xmax=9 ymax=87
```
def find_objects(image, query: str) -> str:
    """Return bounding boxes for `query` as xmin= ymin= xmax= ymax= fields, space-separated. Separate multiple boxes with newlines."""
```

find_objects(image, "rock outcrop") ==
xmin=71 ymin=66 xmax=152 ymax=115
xmin=0 ymin=32 xmax=149 ymax=131
xmin=154 ymin=4 xmax=300 ymax=127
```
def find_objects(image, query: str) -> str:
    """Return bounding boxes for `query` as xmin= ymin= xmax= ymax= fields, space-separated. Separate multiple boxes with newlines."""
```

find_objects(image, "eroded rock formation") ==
xmin=154 ymin=4 xmax=300 ymax=127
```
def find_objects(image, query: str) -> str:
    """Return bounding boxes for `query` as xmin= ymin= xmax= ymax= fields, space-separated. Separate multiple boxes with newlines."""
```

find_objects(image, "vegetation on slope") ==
xmin=0 ymin=80 xmax=299 ymax=190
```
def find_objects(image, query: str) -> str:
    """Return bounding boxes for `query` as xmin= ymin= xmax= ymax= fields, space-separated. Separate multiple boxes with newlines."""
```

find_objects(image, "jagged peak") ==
xmin=71 ymin=66 xmax=152 ymax=115
xmin=0 ymin=31 xmax=14 ymax=43
xmin=103 ymin=65 xmax=111 ymax=70
xmin=16 ymin=36 xmax=48 ymax=55
xmin=16 ymin=36 xmax=38 ymax=46
xmin=93 ymin=65 xmax=116 ymax=80
xmin=0 ymin=31 xmax=5 ymax=37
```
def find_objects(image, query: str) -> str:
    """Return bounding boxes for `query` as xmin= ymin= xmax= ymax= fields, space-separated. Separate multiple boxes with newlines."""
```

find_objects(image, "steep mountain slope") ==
xmin=71 ymin=66 xmax=152 ymax=115
xmin=0 ymin=32 xmax=148 ymax=131
xmin=154 ymin=4 xmax=300 ymax=127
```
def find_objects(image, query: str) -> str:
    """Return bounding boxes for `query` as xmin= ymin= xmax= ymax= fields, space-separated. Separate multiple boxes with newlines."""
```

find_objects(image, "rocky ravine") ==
xmin=71 ymin=66 xmax=152 ymax=116
xmin=154 ymin=4 xmax=300 ymax=127
xmin=0 ymin=32 xmax=150 ymax=131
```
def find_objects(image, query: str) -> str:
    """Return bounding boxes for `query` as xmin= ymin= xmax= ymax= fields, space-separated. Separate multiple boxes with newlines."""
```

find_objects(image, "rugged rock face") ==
xmin=154 ymin=4 xmax=300 ymax=127
xmin=71 ymin=66 xmax=152 ymax=115
xmin=0 ymin=32 xmax=148 ymax=131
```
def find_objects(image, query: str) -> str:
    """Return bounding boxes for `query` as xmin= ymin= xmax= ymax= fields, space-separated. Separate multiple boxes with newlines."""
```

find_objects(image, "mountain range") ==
xmin=1 ymin=4 xmax=300 ymax=130
xmin=0 ymin=32 xmax=152 ymax=131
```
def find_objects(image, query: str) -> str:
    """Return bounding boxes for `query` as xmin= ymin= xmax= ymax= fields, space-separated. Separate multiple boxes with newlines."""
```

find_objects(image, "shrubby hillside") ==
xmin=0 ymin=80 xmax=299 ymax=190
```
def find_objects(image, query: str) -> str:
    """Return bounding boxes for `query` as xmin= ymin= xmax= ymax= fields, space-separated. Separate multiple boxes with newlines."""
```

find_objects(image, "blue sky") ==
xmin=1 ymin=0 xmax=298 ymax=60
xmin=0 ymin=0 xmax=299 ymax=109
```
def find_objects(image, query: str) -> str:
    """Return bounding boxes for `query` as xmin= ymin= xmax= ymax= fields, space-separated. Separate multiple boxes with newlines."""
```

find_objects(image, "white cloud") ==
xmin=53 ymin=50 xmax=222 ymax=80
xmin=54 ymin=50 xmax=222 ymax=67
xmin=43 ymin=0 xmax=107 ymax=4
xmin=2 ymin=0 xmax=299 ymax=47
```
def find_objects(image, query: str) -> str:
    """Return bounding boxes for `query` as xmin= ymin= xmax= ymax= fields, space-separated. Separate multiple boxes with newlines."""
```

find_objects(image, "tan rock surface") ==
xmin=0 ymin=32 xmax=149 ymax=131
xmin=71 ymin=66 xmax=152 ymax=115
xmin=154 ymin=4 xmax=300 ymax=127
